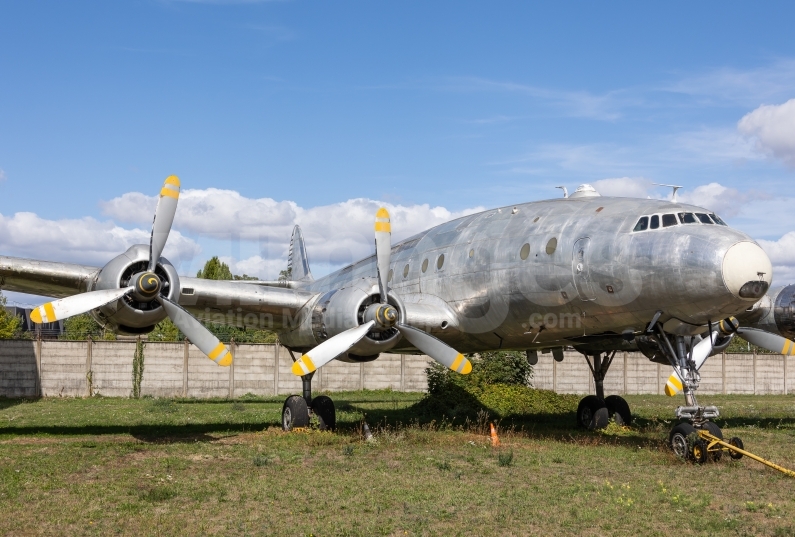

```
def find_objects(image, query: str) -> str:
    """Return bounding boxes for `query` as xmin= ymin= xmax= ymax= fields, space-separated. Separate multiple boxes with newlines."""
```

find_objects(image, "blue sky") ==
xmin=2 ymin=1 xmax=795 ymax=303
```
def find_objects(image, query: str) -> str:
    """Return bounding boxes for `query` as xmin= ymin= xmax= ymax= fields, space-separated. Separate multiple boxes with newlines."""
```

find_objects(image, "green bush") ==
xmin=416 ymin=350 xmax=577 ymax=421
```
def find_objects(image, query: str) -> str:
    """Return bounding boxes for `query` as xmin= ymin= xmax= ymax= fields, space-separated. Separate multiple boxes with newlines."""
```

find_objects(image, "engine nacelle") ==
xmin=280 ymin=278 xmax=404 ymax=361
xmin=737 ymin=284 xmax=795 ymax=341
xmin=89 ymin=244 xmax=180 ymax=335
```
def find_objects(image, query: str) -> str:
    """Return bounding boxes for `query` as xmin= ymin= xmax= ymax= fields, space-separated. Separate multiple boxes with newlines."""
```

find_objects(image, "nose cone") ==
xmin=722 ymin=242 xmax=772 ymax=301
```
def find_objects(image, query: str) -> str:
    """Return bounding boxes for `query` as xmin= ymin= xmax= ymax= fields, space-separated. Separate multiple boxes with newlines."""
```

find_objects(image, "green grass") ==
xmin=1 ymin=392 xmax=794 ymax=536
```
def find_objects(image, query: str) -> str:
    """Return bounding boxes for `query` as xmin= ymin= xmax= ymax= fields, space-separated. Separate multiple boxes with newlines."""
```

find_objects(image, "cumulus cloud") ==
xmin=0 ymin=212 xmax=201 ymax=269
xmin=677 ymin=183 xmax=769 ymax=218
xmin=758 ymin=232 xmax=795 ymax=284
xmin=101 ymin=189 xmax=484 ymax=271
xmin=738 ymin=98 xmax=795 ymax=167
xmin=592 ymin=177 xmax=653 ymax=198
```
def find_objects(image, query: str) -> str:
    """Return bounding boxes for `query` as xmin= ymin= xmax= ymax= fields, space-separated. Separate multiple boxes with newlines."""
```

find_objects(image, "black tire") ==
xmin=729 ymin=437 xmax=744 ymax=460
xmin=605 ymin=395 xmax=632 ymax=426
xmin=669 ymin=422 xmax=697 ymax=459
xmin=699 ymin=421 xmax=723 ymax=461
xmin=311 ymin=395 xmax=336 ymax=432
xmin=691 ymin=439 xmax=708 ymax=464
xmin=282 ymin=395 xmax=309 ymax=431
xmin=576 ymin=395 xmax=607 ymax=429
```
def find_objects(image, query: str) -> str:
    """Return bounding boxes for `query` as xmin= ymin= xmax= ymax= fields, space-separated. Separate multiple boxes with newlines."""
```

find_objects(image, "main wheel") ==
xmin=669 ymin=422 xmax=697 ymax=459
xmin=282 ymin=395 xmax=309 ymax=431
xmin=577 ymin=395 xmax=608 ymax=429
xmin=311 ymin=395 xmax=336 ymax=432
xmin=699 ymin=421 xmax=723 ymax=461
xmin=729 ymin=437 xmax=744 ymax=460
xmin=605 ymin=395 xmax=632 ymax=426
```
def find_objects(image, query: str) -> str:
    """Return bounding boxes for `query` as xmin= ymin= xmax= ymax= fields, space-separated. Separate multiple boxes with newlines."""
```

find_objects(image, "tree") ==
xmin=61 ymin=313 xmax=116 ymax=341
xmin=196 ymin=257 xmax=233 ymax=280
xmin=194 ymin=257 xmax=278 ymax=343
xmin=278 ymin=268 xmax=292 ymax=281
xmin=149 ymin=318 xmax=183 ymax=342
xmin=0 ymin=291 xmax=22 ymax=339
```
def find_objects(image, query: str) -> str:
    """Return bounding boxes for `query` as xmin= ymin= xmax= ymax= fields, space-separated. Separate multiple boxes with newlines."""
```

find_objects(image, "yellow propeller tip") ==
xmin=664 ymin=386 xmax=677 ymax=397
xmin=164 ymin=175 xmax=181 ymax=187
xmin=376 ymin=207 xmax=390 ymax=219
xmin=30 ymin=309 xmax=43 ymax=324
xmin=217 ymin=354 xmax=233 ymax=367
xmin=460 ymin=360 xmax=472 ymax=375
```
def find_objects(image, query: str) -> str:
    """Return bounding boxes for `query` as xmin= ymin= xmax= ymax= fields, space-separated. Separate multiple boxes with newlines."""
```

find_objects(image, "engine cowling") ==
xmin=89 ymin=244 xmax=180 ymax=335
xmin=280 ymin=278 xmax=403 ymax=362
xmin=737 ymin=284 xmax=795 ymax=340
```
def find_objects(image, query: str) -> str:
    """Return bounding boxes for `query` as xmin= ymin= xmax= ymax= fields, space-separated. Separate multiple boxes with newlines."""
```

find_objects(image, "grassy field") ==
xmin=1 ymin=391 xmax=794 ymax=536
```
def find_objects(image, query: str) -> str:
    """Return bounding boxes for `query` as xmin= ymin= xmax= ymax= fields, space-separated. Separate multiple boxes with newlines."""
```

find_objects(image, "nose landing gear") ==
xmin=576 ymin=351 xmax=633 ymax=429
xmin=281 ymin=351 xmax=337 ymax=432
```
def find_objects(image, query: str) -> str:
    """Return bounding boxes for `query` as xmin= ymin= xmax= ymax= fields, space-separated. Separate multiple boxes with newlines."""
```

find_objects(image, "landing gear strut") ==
xmin=647 ymin=320 xmax=723 ymax=455
xmin=281 ymin=350 xmax=336 ymax=432
xmin=577 ymin=351 xmax=632 ymax=429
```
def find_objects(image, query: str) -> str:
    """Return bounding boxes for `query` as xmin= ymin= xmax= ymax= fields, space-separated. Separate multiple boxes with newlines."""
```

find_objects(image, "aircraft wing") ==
xmin=0 ymin=255 xmax=99 ymax=299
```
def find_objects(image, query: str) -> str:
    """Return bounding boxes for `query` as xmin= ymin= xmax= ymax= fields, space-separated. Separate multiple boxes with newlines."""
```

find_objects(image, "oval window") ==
xmin=387 ymin=269 xmax=393 ymax=282
xmin=436 ymin=254 xmax=445 ymax=270
xmin=421 ymin=259 xmax=429 ymax=273
xmin=520 ymin=243 xmax=530 ymax=260
xmin=403 ymin=264 xmax=410 ymax=278
xmin=545 ymin=238 xmax=557 ymax=255
xmin=469 ymin=249 xmax=474 ymax=258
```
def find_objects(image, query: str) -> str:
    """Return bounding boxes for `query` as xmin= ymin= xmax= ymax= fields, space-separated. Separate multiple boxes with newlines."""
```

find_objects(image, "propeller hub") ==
xmin=363 ymin=303 xmax=399 ymax=330
xmin=131 ymin=271 xmax=162 ymax=302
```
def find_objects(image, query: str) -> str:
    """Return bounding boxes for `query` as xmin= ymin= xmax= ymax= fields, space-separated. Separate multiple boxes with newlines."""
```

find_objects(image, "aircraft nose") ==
xmin=722 ymin=241 xmax=772 ymax=301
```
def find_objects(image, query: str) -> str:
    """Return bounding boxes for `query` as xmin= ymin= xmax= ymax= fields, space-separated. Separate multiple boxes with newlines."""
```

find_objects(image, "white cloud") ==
xmin=738 ymin=98 xmax=795 ymax=167
xmin=101 ymin=189 xmax=484 ymax=272
xmin=0 ymin=212 xmax=201 ymax=269
xmin=758 ymin=232 xmax=795 ymax=284
xmin=0 ymin=169 xmax=6 ymax=182
xmin=592 ymin=177 xmax=653 ymax=198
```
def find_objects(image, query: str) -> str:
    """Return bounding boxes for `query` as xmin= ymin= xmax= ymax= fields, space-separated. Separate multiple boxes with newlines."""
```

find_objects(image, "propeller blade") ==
xmin=158 ymin=297 xmax=232 ymax=366
xmin=737 ymin=327 xmax=795 ymax=355
xmin=148 ymin=175 xmax=181 ymax=272
xmin=397 ymin=324 xmax=472 ymax=374
xmin=664 ymin=331 xmax=716 ymax=396
xmin=374 ymin=207 xmax=391 ymax=304
xmin=30 ymin=287 xmax=134 ymax=324
xmin=291 ymin=321 xmax=376 ymax=376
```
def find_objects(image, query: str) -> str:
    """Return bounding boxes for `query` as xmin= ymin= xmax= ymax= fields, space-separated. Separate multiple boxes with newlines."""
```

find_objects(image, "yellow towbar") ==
xmin=695 ymin=430 xmax=795 ymax=478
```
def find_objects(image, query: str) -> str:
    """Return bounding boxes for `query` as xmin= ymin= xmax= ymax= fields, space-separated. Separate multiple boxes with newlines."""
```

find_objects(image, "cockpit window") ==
xmin=678 ymin=212 xmax=697 ymax=224
xmin=695 ymin=213 xmax=713 ymax=224
xmin=633 ymin=216 xmax=649 ymax=232
xmin=649 ymin=215 xmax=660 ymax=229
xmin=662 ymin=214 xmax=678 ymax=227
xmin=710 ymin=213 xmax=727 ymax=226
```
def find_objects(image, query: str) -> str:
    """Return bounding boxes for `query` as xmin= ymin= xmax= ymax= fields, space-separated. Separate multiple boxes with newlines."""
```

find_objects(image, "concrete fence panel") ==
xmin=0 ymin=340 xmax=784 ymax=399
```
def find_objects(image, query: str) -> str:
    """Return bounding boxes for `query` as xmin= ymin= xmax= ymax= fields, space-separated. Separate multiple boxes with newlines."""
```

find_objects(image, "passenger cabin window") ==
xmin=678 ymin=212 xmax=697 ymax=224
xmin=696 ymin=213 xmax=713 ymax=224
xmin=650 ymin=215 xmax=660 ymax=229
xmin=633 ymin=217 xmax=649 ymax=232
xmin=662 ymin=214 xmax=678 ymax=227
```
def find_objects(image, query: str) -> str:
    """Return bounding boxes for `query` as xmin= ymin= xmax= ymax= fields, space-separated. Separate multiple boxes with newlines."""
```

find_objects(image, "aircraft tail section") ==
xmin=288 ymin=225 xmax=313 ymax=282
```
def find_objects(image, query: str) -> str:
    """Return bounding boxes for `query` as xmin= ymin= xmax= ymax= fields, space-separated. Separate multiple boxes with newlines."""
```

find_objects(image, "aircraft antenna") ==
xmin=555 ymin=186 xmax=568 ymax=198
xmin=653 ymin=183 xmax=683 ymax=202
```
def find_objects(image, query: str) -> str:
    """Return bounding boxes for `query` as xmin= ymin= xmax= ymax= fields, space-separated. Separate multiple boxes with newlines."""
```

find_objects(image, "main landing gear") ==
xmin=577 ymin=351 xmax=633 ymax=429
xmin=281 ymin=352 xmax=336 ymax=432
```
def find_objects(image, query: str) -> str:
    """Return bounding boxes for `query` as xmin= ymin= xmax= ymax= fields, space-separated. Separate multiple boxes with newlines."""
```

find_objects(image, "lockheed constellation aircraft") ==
xmin=2 ymin=177 xmax=792 ymax=457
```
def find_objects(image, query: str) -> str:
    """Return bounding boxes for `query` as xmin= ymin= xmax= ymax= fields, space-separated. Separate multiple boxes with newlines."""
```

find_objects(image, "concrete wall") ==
xmin=0 ymin=340 xmax=791 ymax=398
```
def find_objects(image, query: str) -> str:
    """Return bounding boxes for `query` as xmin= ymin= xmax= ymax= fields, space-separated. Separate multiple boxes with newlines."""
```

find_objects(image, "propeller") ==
xmin=665 ymin=319 xmax=795 ymax=396
xmin=30 ymin=176 xmax=233 ymax=367
xmin=736 ymin=327 xmax=795 ymax=356
xmin=291 ymin=207 xmax=471 ymax=376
